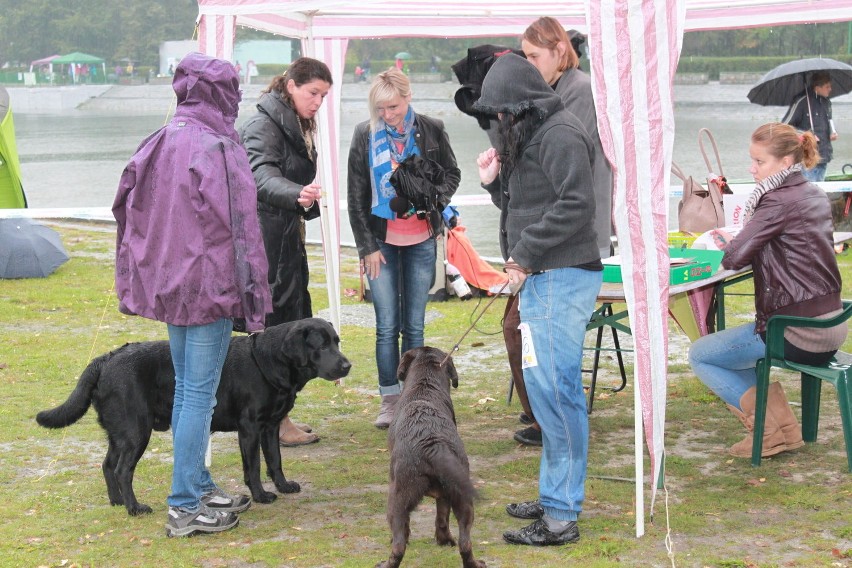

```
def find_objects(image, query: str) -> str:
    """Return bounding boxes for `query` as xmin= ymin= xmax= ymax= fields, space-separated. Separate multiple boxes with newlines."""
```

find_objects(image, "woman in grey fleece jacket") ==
xmin=475 ymin=52 xmax=603 ymax=547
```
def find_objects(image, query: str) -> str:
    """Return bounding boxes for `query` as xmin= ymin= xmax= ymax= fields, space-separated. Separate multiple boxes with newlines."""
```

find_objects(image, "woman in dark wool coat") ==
xmin=239 ymin=57 xmax=332 ymax=447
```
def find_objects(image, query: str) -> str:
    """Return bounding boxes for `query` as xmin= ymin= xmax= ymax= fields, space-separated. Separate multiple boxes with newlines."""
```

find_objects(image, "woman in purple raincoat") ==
xmin=113 ymin=52 xmax=271 ymax=538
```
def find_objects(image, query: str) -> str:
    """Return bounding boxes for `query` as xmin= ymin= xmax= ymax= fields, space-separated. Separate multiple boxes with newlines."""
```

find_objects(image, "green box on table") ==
xmin=602 ymin=248 xmax=725 ymax=284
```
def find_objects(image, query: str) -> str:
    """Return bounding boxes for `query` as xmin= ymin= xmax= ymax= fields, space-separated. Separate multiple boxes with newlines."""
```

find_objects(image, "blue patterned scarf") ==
xmin=369 ymin=107 xmax=419 ymax=220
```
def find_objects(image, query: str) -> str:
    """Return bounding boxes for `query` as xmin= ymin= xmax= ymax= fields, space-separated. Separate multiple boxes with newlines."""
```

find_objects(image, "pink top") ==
xmin=385 ymin=215 xmax=430 ymax=246
xmin=384 ymin=134 xmax=430 ymax=246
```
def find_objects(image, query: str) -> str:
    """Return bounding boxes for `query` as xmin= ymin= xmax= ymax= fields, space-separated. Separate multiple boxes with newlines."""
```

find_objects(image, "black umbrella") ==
xmin=0 ymin=218 xmax=69 ymax=278
xmin=451 ymin=44 xmax=525 ymax=129
xmin=389 ymin=155 xmax=445 ymax=225
xmin=747 ymin=57 xmax=852 ymax=107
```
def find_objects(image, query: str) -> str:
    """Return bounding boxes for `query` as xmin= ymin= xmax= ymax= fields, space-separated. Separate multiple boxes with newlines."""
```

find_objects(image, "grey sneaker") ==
xmin=506 ymin=499 xmax=544 ymax=519
xmin=374 ymin=394 xmax=400 ymax=429
xmin=165 ymin=504 xmax=239 ymax=538
xmin=201 ymin=487 xmax=251 ymax=513
xmin=503 ymin=518 xmax=580 ymax=546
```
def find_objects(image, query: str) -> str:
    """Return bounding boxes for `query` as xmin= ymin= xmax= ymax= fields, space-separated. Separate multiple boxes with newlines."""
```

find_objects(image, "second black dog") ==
xmin=36 ymin=318 xmax=350 ymax=515
xmin=378 ymin=346 xmax=485 ymax=568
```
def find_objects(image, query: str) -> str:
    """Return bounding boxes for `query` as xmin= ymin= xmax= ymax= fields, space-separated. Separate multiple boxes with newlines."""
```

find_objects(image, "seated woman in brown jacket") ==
xmin=688 ymin=122 xmax=847 ymax=459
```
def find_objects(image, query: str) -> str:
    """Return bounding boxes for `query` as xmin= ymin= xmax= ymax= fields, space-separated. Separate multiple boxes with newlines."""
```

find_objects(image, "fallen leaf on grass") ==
xmin=475 ymin=397 xmax=496 ymax=405
xmin=778 ymin=469 xmax=792 ymax=477
xmin=746 ymin=478 xmax=762 ymax=486
xmin=471 ymin=342 xmax=484 ymax=347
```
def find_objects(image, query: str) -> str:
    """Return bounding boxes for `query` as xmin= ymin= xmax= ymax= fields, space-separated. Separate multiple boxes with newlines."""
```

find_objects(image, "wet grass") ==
xmin=0 ymin=221 xmax=850 ymax=567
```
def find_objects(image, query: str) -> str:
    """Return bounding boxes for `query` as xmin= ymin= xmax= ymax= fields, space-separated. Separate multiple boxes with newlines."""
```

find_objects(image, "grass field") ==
xmin=0 ymin=221 xmax=850 ymax=568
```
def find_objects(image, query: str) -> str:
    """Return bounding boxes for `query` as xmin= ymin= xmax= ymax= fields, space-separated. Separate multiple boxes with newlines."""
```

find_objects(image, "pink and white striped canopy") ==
xmin=196 ymin=0 xmax=852 ymax=536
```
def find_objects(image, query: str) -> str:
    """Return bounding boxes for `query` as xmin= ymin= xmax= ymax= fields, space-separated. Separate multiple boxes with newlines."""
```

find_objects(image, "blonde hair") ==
xmin=368 ymin=68 xmax=412 ymax=126
xmin=751 ymin=122 xmax=820 ymax=170
xmin=522 ymin=16 xmax=579 ymax=73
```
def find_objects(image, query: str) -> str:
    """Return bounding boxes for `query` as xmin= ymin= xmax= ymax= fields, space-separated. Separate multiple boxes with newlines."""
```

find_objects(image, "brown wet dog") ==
xmin=377 ymin=346 xmax=486 ymax=568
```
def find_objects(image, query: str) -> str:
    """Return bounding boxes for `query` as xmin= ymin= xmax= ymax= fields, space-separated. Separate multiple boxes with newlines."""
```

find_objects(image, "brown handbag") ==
xmin=673 ymin=128 xmax=725 ymax=233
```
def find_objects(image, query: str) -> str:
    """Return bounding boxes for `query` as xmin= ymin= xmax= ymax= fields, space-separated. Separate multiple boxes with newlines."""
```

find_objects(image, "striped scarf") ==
xmin=368 ymin=107 xmax=419 ymax=220
xmin=742 ymin=163 xmax=802 ymax=225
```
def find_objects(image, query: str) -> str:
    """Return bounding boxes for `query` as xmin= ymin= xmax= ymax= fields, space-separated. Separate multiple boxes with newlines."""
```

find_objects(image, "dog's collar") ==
xmin=248 ymin=334 xmax=274 ymax=386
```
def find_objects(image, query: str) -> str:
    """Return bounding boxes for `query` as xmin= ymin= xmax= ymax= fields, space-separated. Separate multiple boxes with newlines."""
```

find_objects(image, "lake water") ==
xmin=12 ymin=82 xmax=852 ymax=259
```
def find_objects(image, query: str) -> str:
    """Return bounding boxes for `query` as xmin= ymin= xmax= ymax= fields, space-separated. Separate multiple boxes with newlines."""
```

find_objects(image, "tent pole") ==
xmin=635 ymin=373 xmax=645 ymax=537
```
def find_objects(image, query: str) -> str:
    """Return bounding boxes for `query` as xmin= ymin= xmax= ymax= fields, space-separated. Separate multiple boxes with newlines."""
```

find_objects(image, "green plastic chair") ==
xmin=753 ymin=300 xmax=852 ymax=472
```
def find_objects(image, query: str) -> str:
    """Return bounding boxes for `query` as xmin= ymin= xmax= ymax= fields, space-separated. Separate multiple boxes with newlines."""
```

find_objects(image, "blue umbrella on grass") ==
xmin=0 ymin=218 xmax=69 ymax=278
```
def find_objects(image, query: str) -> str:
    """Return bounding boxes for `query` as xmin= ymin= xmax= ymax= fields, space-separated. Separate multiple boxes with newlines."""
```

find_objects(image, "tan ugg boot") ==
xmin=279 ymin=415 xmax=319 ymax=447
xmin=766 ymin=382 xmax=805 ymax=451
xmin=374 ymin=394 xmax=400 ymax=429
xmin=726 ymin=386 xmax=787 ymax=458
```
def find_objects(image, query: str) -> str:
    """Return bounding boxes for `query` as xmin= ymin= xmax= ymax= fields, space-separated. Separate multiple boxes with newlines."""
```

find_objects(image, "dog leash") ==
xmin=441 ymin=280 xmax=510 ymax=367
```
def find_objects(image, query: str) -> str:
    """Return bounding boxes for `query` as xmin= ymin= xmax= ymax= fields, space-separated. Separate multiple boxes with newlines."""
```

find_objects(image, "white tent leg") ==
xmin=635 ymin=374 xmax=645 ymax=537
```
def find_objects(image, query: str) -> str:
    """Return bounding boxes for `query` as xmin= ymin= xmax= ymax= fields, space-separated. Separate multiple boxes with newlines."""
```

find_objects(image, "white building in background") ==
xmin=159 ymin=40 xmax=197 ymax=76
xmin=158 ymin=39 xmax=294 ymax=77
xmin=233 ymin=40 xmax=294 ymax=68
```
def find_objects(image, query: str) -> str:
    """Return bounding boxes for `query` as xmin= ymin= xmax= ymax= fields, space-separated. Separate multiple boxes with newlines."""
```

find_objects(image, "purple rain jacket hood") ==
xmin=113 ymin=52 xmax=271 ymax=331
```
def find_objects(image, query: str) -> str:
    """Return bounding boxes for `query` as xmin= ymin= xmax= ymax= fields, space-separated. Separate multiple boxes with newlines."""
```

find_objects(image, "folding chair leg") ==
xmin=610 ymin=318 xmax=627 ymax=393
xmin=752 ymin=361 xmax=771 ymax=467
xmin=836 ymin=376 xmax=852 ymax=473
xmin=586 ymin=324 xmax=606 ymax=414
xmin=800 ymin=374 xmax=822 ymax=443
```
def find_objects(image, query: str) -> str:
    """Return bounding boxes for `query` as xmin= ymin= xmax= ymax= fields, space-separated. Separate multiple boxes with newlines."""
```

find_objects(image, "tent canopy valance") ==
xmin=52 ymin=52 xmax=105 ymax=65
xmin=30 ymin=55 xmax=61 ymax=67
xmin=197 ymin=0 xmax=849 ymax=40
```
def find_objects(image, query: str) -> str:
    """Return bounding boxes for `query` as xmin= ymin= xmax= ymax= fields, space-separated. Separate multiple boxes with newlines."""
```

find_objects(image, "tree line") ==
xmin=0 ymin=0 xmax=848 ymax=68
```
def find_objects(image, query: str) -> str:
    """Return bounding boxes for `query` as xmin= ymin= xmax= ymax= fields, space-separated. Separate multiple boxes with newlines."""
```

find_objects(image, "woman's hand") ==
xmin=361 ymin=250 xmax=385 ymax=280
xmin=477 ymin=147 xmax=501 ymax=185
xmin=298 ymin=183 xmax=322 ymax=208
xmin=710 ymin=229 xmax=733 ymax=250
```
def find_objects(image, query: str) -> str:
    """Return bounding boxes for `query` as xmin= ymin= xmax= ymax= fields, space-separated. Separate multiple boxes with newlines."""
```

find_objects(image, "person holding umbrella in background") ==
xmin=748 ymin=58 xmax=852 ymax=182
xmin=782 ymin=71 xmax=837 ymax=182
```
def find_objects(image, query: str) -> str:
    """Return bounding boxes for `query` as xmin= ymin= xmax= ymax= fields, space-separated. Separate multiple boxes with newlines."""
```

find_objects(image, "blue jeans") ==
xmin=368 ymin=238 xmax=436 ymax=394
xmin=519 ymin=267 xmax=602 ymax=522
xmin=688 ymin=322 xmax=764 ymax=408
xmin=802 ymin=163 xmax=827 ymax=182
xmin=167 ymin=319 xmax=233 ymax=510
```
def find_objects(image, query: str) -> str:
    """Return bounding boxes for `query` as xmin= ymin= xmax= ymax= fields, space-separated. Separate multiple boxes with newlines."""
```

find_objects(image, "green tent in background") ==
xmin=52 ymin=52 xmax=107 ymax=84
xmin=52 ymin=52 xmax=105 ymax=65
xmin=0 ymin=86 xmax=26 ymax=209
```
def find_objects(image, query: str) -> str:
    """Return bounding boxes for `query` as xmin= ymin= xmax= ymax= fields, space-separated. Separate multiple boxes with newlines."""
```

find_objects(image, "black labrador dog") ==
xmin=36 ymin=318 xmax=350 ymax=516
xmin=378 ymin=347 xmax=485 ymax=568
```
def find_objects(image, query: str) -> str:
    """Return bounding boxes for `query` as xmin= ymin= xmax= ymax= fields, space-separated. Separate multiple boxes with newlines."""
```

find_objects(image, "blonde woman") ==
xmin=347 ymin=69 xmax=460 ymax=428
